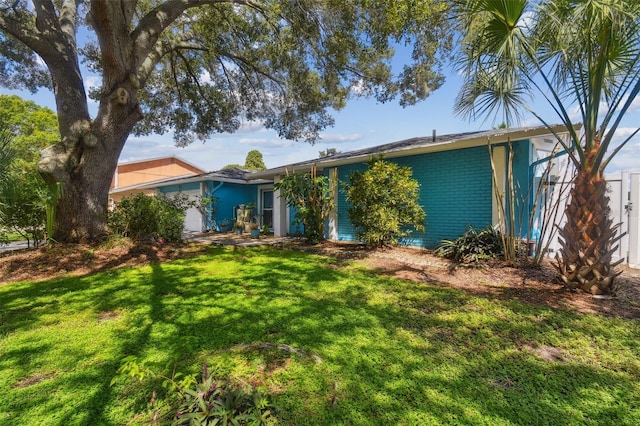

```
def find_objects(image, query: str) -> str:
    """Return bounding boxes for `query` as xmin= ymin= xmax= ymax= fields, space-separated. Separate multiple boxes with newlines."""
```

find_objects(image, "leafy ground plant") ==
xmin=435 ymin=226 xmax=506 ymax=264
xmin=0 ymin=246 xmax=638 ymax=425
xmin=114 ymin=360 xmax=274 ymax=425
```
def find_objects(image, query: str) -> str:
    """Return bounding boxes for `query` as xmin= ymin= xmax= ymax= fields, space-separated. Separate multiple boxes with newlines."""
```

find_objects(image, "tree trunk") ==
xmin=39 ymin=87 xmax=142 ymax=243
xmin=51 ymin=130 xmax=127 ymax=242
xmin=554 ymin=152 xmax=623 ymax=295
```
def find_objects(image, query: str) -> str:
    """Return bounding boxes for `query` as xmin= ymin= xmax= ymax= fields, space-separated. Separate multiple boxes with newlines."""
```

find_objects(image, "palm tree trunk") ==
xmin=554 ymin=158 xmax=622 ymax=295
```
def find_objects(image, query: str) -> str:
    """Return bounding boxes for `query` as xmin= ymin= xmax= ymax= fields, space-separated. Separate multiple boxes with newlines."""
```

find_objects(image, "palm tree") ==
xmin=453 ymin=0 xmax=640 ymax=294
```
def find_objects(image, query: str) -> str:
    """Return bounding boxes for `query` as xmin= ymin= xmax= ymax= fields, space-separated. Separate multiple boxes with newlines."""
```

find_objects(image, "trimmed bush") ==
xmin=344 ymin=157 xmax=425 ymax=247
xmin=108 ymin=193 xmax=191 ymax=242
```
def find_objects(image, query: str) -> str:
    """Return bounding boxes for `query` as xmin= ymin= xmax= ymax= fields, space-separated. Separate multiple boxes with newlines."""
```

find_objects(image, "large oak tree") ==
xmin=0 ymin=0 xmax=452 ymax=242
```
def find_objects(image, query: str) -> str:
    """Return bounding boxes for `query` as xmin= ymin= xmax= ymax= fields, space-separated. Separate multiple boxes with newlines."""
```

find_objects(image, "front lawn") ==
xmin=1 ymin=246 xmax=639 ymax=425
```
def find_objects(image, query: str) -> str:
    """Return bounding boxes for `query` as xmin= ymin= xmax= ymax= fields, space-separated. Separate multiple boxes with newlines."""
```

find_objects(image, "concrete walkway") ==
xmin=0 ymin=232 xmax=292 ymax=254
xmin=183 ymin=231 xmax=294 ymax=247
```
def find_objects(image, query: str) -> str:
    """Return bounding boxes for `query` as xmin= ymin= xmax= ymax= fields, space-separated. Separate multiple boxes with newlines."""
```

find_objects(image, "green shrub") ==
xmin=435 ymin=226 xmax=506 ymax=264
xmin=108 ymin=193 xmax=191 ymax=242
xmin=344 ymin=157 xmax=425 ymax=247
xmin=273 ymin=166 xmax=334 ymax=244
xmin=114 ymin=360 xmax=275 ymax=425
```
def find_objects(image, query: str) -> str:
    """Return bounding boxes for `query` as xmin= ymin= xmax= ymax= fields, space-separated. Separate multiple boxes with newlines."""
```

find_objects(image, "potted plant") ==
xmin=261 ymin=224 xmax=270 ymax=235
xmin=218 ymin=219 xmax=230 ymax=233
xmin=249 ymin=222 xmax=260 ymax=239
xmin=234 ymin=220 xmax=244 ymax=234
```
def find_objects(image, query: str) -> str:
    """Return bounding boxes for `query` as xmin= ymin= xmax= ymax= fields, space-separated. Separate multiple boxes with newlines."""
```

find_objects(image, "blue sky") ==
xmin=2 ymin=59 xmax=639 ymax=174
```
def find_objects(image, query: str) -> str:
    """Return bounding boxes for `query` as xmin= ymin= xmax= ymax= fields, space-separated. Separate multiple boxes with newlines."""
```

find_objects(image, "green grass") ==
xmin=1 ymin=231 xmax=24 ymax=243
xmin=1 ymin=246 xmax=639 ymax=425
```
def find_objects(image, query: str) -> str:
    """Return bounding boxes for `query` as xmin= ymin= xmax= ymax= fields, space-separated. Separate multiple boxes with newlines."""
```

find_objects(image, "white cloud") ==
xmin=237 ymin=120 xmax=266 ymax=134
xmin=610 ymin=127 xmax=639 ymax=139
xmin=239 ymin=137 xmax=295 ymax=148
xmin=84 ymin=76 xmax=101 ymax=105
xmin=621 ymin=94 xmax=640 ymax=113
xmin=200 ymin=70 xmax=212 ymax=84
xmin=84 ymin=76 xmax=101 ymax=91
xmin=318 ymin=132 xmax=363 ymax=144
xmin=605 ymin=127 xmax=640 ymax=172
xmin=350 ymin=79 xmax=368 ymax=96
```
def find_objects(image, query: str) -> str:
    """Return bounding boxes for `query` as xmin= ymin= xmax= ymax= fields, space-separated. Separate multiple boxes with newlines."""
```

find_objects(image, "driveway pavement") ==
xmin=0 ymin=240 xmax=42 ymax=253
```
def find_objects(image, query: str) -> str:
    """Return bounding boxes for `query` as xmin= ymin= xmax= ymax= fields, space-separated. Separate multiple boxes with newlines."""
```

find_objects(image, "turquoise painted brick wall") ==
xmin=336 ymin=163 xmax=367 ymax=243
xmin=207 ymin=181 xmax=259 ymax=224
xmin=506 ymin=140 xmax=533 ymax=238
xmin=397 ymin=146 xmax=493 ymax=248
xmin=159 ymin=180 xmax=260 ymax=230
xmin=334 ymin=140 xmax=532 ymax=248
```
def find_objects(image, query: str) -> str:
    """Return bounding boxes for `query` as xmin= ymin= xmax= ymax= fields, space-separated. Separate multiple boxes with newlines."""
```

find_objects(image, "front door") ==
xmin=261 ymin=189 xmax=274 ymax=229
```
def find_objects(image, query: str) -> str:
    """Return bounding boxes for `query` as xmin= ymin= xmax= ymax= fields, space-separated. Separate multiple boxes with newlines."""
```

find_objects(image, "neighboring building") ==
xmin=144 ymin=125 xmax=571 ymax=244
xmin=109 ymin=156 xmax=206 ymax=207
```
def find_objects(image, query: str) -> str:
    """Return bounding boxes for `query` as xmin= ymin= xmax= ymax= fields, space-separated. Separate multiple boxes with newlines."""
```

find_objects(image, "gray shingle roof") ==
xmin=139 ymin=124 xmax=569 ymax=187
xmin=248 ymin=124 xmax=569 ymax=179
xmin=282 ymin=130 xmax=487 ymax=168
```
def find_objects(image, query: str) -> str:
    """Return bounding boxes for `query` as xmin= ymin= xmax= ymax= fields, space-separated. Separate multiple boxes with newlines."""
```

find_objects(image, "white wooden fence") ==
xmin=544 ymin=172 xmax=640 ymax=268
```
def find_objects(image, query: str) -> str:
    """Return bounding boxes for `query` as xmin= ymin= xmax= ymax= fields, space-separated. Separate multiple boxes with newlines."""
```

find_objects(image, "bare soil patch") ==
xmin=1 ymin=239 xmax=639 ymax=319
xmin=0 ymin=240 xmax=207 ymax=284
xmin=12 ymin=372 xmax=57 ymax=389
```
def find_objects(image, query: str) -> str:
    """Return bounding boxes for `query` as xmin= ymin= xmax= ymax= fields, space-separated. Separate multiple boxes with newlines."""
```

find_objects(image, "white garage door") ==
xmin=164 ymin=189 xmax=203 ymax=233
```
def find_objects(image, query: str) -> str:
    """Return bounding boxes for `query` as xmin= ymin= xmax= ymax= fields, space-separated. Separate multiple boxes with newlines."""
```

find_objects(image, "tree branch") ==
xmin=132 ymin=0 xmax=241 ymax=70
xmin=0 ymin=5 xmax=48 ymax=53
xmin=33 ymin=0 xmax=61 ymax=35
xmin=59 ymin=0 xmax=78 ymax=43
xmin=137 ymin=31 xmax=200 ymax=87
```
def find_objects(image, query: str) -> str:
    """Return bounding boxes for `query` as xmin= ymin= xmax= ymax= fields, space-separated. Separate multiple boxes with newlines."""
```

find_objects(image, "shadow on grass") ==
xmin=0 ymin=245 xmax=639 ymax=425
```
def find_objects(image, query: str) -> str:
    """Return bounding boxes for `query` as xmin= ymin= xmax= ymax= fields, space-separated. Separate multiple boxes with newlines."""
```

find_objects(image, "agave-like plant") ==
xmin=453 ymin=0 xmax=640 ymax=294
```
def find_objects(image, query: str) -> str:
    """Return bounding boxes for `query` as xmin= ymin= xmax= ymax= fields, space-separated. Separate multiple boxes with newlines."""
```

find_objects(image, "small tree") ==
xmin=0 ymin=98 xmax=59 ymax=246
xmin=319 ymin=148 xmax=340 ymax=158
xmin=453 ymin=0 xmax=640 ymax=294
xmin=0 ymin=169 xmax=47 ymax=247
xmin=274 ymin=167 xmax=334 ymax=244
xmin=222 ymin=164 xmax=243 ymax=170
xmin=0 ymin=126 xmax=48 ymax=247
xmin=244 ymin=150 xmax=266 ymax=171
xmin=344 ymin=157 xmax=425 ymax=247
xmin=0 ymin=127 xmax=14 ymax=186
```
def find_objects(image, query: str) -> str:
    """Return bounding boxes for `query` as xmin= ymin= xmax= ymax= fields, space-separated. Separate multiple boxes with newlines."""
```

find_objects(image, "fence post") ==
xmin=629 ymin=173 xmax=640 ymax=268
xmin=619 ymin=173 xmax=630 ymax=264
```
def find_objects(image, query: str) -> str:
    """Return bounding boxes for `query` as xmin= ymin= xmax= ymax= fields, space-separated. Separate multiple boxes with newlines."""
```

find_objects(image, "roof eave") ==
xmin=248 ymin=124 xmax=572 ymax=179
